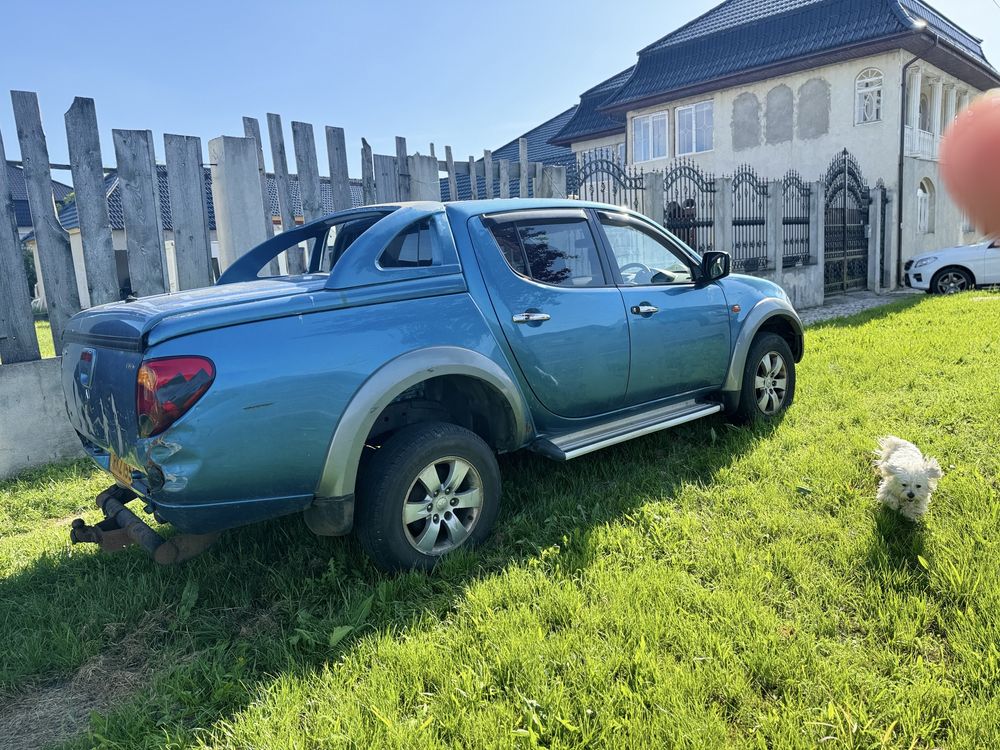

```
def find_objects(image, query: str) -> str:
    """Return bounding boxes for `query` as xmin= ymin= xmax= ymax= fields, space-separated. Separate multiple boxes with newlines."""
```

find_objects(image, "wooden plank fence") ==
xmin=0 ymin=88 xmax=567 ymax=367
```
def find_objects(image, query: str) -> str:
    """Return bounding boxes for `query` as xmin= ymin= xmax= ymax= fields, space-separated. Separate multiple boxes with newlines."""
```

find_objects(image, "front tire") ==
xmin=732 ymin=333 xmax=796 ymax=424
xmin=356 ymin=422 xmax=501 ymax=572
xmin=931 ymin=267 xmax=973 ymax=295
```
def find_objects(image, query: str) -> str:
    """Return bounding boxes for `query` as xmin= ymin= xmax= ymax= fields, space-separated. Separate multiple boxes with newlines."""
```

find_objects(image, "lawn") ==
xmin=34 ymin=319 xmax=55 ymax=359
xmin=1 ymin=293 xmax=998 ymax=749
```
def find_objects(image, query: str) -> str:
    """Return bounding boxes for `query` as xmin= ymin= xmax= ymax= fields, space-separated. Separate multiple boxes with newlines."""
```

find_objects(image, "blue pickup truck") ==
xmin=62 ymin=199 xmax=803 ymax=570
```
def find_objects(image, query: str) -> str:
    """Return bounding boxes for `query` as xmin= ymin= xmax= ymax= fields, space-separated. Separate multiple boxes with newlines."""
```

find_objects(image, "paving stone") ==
xmin=799 ymin=291 xmax=923 ymax=326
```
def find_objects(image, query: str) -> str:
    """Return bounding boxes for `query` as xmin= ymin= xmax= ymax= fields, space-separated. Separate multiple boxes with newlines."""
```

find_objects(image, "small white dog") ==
xmin=874 ymin=436 xmax=943 ymax=520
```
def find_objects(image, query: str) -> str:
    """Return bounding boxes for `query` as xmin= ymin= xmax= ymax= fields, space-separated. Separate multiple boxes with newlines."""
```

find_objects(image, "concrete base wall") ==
xmin=778 ymin=264 xmax=825 ymax=309
xmin=0 ymin=357 xmax=84 ymax=479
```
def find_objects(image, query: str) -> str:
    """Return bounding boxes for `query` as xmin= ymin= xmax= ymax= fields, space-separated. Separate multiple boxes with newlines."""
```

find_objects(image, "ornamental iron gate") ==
xmin=781 ymin=170 xmax=812 ymax=268
xmin=824 ymin=149 xmax=871 ymax=295
xmin=574 ymin=148 xmax=644 ymax=211
xmin=731 ymin=165 xmax=769 ymax=272
xmin=663 ymin=159 xmax=715 ymax=253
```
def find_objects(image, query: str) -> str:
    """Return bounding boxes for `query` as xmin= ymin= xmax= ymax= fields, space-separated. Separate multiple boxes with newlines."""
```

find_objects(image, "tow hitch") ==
xmin=70 ymin=484 xmax=217 ymax=565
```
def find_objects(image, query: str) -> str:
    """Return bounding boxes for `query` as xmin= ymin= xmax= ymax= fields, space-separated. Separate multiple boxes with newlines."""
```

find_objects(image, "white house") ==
xmin=550 ymin=0 xmax=999 ymax=286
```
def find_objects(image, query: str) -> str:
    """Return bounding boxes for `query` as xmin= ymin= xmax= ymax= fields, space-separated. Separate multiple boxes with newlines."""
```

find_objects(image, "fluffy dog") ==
xmin=874 ymin=436 xmax=943 ymax=520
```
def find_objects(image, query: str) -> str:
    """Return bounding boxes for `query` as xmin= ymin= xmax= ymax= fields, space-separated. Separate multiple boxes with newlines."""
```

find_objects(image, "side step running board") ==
xmin=532 ymin=400 xmax=722 ymax=461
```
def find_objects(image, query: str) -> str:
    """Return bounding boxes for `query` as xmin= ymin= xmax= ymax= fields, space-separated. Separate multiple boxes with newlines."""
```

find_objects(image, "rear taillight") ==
xmin=137 ymin=356 xmax=215 ymax=438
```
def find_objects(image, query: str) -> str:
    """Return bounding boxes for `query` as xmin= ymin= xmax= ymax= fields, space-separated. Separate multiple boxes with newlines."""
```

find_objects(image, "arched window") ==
xmin=917 ymin=178 xmax=936 ymax=234
xmin=919 ymin=93 xmax=931 ymax=132
xmin=855 ymin=68 xmax=883 ymax=124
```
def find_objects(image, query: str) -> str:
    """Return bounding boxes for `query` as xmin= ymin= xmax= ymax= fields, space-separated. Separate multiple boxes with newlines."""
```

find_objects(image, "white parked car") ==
xmin=905 ymin=239 xmax=1000 ymax=294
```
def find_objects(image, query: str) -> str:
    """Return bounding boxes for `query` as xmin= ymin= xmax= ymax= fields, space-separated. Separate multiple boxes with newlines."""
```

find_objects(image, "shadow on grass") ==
xmin=804 ymin=294 xmax=926 ymax=331
xmin=0 ymin=414 xmax=775 ymax=746
xmin=865 ymin=505 xmax=927 ymax=577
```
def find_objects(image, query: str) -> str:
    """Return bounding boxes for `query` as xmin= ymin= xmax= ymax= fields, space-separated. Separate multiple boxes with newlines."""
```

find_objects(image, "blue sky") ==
xmin=1 ymin=0 xmax=998 ymax=181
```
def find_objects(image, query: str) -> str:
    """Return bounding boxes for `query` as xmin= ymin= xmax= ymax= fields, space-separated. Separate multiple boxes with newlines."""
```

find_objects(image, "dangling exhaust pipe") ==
xmin=70 ymin=484 xmax=217 ymax=565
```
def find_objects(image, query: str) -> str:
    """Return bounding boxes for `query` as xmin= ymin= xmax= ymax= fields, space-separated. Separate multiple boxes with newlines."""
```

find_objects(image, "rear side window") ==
xmin=488 ymin=217 xmax=605 ymax=287
xmin=379 ymin=219 xmax=435 ymax=268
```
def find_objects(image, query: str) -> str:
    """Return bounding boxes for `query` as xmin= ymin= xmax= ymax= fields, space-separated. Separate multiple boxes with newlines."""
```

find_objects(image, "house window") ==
xmin=855 ymin=68 xmax=883 ymax=124
xmin=919 ymin=93 xmax=931 ymax=132
xmin=676 ymin=101 xmax=714 ymax=155
xmin=632 ymin=113 xmax=668 ymax=162
xmin=916 ymin=179 xmax=935 ymax=234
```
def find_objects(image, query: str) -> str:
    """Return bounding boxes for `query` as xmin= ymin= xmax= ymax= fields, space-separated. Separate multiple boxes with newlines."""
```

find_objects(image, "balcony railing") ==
xmin=904 ymin=125 xmax=940 ymax=160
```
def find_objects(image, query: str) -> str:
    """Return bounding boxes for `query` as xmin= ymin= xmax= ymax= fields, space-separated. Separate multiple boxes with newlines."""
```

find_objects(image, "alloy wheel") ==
xmin=937 ymin=271 xmax=969 ymax=294
xmin=401 ymin=456 xmax=484 ymax=555
xmin=754 ymin=351 xmax=788 ymax=416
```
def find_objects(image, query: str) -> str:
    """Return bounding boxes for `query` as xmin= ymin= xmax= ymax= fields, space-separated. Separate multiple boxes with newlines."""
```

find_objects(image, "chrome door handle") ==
xmin=512 ymin=312 xmax=551 ymax=324
xmin=631 ymin=304 xmax=659 ymax=315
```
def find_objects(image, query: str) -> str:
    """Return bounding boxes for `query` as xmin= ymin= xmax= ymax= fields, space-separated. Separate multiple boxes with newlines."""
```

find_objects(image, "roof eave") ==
xmin=903 ymin=32 xmax=1000 ymax=90
xmin=549 ymin=124 xmax=627 ymax=148
xmin=598 ymin=32 xmax=917 ymax=115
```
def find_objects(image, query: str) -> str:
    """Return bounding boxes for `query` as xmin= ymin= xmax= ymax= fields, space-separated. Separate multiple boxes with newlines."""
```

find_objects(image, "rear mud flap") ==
xmin=70 ymin=485 xmax=218 ymax=565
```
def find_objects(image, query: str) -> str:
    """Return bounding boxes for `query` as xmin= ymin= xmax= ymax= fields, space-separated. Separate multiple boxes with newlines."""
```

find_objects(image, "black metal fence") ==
xmin=781 ymin=170 xmax=812 ymax=268
xmin=573 ymin=147 xmax=644 ymax=211
xmin=823 ymin=149 xmax=871 ymax=295
xmin=662 ymin=159 xmax=715 ymax=254
xmin=731 ymin=164 xmax=769 ymax=272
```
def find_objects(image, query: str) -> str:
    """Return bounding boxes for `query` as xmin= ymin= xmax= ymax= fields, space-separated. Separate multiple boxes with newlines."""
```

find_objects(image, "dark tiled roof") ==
xmin=601 ymin=0 xmax=993 ymax=112
xmin=442 ymin=106 xmax=579 ymax=201
xmin=5 ymin=161 xmax=74 ymax=228
xmin=55 ymin=166 xmax=363 ymax=232
xmin=897 ymin=0 xmax=987 ymax=62
xmin=549 ymin=67 xmax=634 ymax=146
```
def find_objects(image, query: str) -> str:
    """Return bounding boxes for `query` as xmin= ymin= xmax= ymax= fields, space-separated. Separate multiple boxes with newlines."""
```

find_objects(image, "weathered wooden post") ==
xmin=499 ymin=160 xmax=510 ymax=199
xmin=483 ymin=150 xmax=494 ymax=199
xmin=242 ymin=117 xmax=280 ymax=276
xmin=373 ymin=154 xmax=399 ymax=202
xmin=407 ymin=154 xmax=441 ymax=201
xmin=0 ymin=126 xmax=40 ymax=363
xmin=395 ymin=136 xmax=411 ymax=201
xmin=164 ymin=134 xmax=214 ymax=289
xmin=642 ymin=171 xmax=664 ymax=223
xmin=292 ymin=121 xmax=323 ymax=224
xmin=112 ymin=129 xmax=169 ymax=297
xmin=65 ymin=97 xmax=118 ymax=307
xmin=518 ymin=138 xmax=529 ymax=198
xmin=12 ymin=90 xmax=81 ymax=348
xmin=266 ymin=113 xmax=304 ymax=273
xmin=468 ymin=156 xmax=479 ymax=200
xmin=361 ymin=138 xmax=376 ymax=205
xmin=444 ymin=146 xmax=457 ymax=201
xmin=326 ymin=126 xmax=352 ymax=211
xmin=209 ymin=136 xmax=267 ymax=272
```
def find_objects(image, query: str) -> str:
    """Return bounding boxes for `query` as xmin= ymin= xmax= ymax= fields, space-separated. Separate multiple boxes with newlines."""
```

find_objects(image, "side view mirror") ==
xmin=989 ymin=240 xmax=999 ymax=249
xmin=701 ymin=251 xmax=731 ymax=282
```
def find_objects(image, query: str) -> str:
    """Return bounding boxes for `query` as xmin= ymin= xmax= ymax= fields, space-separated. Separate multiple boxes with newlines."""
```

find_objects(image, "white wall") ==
xmin=625 ymin=51 xmax=906 ymax=184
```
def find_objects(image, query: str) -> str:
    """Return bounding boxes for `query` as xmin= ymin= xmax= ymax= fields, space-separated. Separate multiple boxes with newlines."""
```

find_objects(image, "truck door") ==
xmin=472 ymin=209 xmax=630 ymax=418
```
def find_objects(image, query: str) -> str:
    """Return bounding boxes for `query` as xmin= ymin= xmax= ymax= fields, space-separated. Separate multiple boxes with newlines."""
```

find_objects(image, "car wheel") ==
xmin=356 ymin=421 xmax=501 ymax=572
xmin=732 ymin=333 xmax=796 ymax=424
xmin=931 ymin=267 xmax=974 ymax=295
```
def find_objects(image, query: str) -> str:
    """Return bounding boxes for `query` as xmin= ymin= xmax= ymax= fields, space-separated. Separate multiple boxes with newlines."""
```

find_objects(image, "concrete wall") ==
xmin=0 ymin=357 xmax=84 ymax=478
xmin=902 ymin=155 xmax=981 ymax=261
xmin=626 ymin=51 xmax=906 ymax=184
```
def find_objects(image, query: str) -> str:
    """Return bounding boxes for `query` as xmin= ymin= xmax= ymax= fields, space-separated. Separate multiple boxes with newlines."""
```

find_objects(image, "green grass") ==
xmin=2 ymin=293 xmax=999 ymax=749
xmin=35 ymin=319 xmax=55 ymax=359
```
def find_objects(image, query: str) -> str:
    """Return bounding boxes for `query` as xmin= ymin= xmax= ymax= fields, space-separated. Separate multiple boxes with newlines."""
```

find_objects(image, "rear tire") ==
xmin=732 ymin=333 xmax=796 ymax=425
xmin=356 ymin=422 xmax=501 ymax=572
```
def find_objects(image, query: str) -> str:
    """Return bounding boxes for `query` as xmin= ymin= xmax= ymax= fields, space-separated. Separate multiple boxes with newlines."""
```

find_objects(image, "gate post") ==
xmin=813 ymin=180 xmax=826 ymax=302
xmin=767 ymin=180 xmax=783 ymax=288
xmin=642 ymin=171 xmax=663 ymax=223
xmin=882 ymin=189 xmax=897 ymax=290
xmin=714 ymin=177 xmax=732 ymax=254
xmin=868 ymin=185 xmax=885 ymax=292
